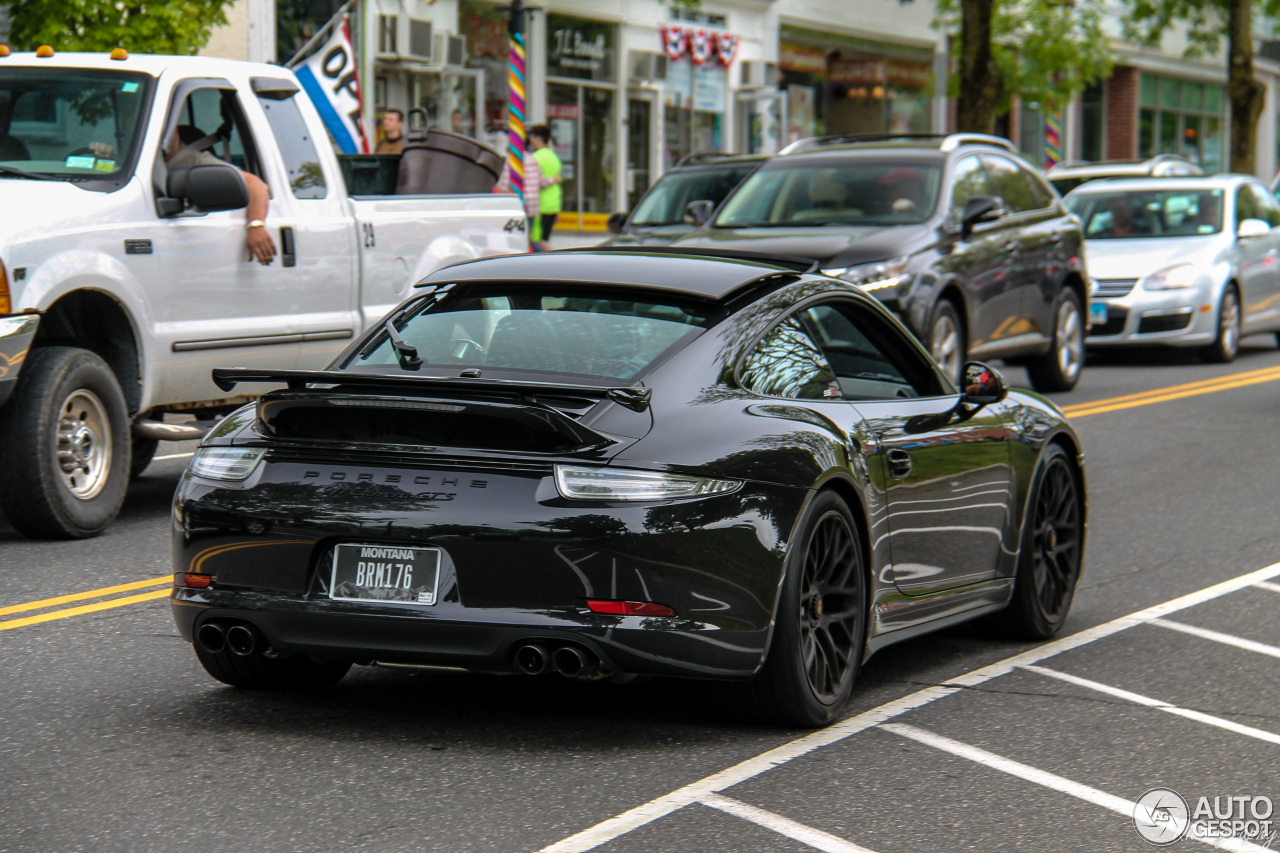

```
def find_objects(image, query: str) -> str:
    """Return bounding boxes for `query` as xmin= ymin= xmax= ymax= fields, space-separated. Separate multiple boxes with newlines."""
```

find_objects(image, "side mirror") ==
xmin=1237 ymin=218 xmax=1272 ymax=240
xmin=607 ymin=211 xmax=628 ymax=234
xmin=165 ymin=164 xmax=249 ymax=213
xmin=683 ymin=199 xmax=715 ymax=227
xmin=960 ymin=361 xmax=1008 ymax=406
xmin=960 ymin=195 xmax=1003 ymax=240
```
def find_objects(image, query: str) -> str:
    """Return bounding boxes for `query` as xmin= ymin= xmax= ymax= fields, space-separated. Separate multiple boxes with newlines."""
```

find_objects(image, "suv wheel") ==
xmin=928 ymin=300 xmax=965 ymax=385
xmin=1026 ymin=289 xmax=1084 ymax=393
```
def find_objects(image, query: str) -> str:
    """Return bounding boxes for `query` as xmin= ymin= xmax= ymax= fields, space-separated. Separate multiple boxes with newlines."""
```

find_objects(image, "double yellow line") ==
xmin=0 ymin=575 xmax=171 ymax=631
xmin=1060 ymin=364 xmax=1280 ymax=419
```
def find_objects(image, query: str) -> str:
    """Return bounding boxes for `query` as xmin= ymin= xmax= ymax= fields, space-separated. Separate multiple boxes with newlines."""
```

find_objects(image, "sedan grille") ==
xmin=1094 ymin=279 xmax=1137 ymax=298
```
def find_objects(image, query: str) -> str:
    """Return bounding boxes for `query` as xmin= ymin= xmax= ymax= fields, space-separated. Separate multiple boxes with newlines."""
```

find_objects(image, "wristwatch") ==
xmin=247 ymin=219 xmax=266 ymax=229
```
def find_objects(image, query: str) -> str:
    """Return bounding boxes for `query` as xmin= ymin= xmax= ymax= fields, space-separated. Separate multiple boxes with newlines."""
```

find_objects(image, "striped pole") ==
xmin=507 ymin=0 xmax=527 ymax=205
xmin=1045 ymin=109 xmax=1062 ymax=171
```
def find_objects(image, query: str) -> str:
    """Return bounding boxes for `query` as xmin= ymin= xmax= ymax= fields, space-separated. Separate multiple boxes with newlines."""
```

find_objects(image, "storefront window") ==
xmin=1080 ymin=83 xmax=1104 ymax=162
xmin=664 ymin=60 xmax=726 ymax=166
xmin=1138 ymin=74 xmax=1225 ymax=172
xmin=547 ymin=15 xmax=616 ymax=227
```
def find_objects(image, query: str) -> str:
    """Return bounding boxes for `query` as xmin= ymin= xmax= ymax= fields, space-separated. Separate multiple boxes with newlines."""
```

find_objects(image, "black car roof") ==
xmin=417 ymin=250 xmax=800 ymax=300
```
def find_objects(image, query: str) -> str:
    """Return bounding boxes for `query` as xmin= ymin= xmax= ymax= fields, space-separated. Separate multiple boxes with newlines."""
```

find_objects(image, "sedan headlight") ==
xmin=823 ymin=256 xmax=912 ymax=292
xmin=554 ymin=465 xmax=742 ymax=501
xmin=189 ymin=447 xmax=266 ymax=481
xmin=1141 ymin=263 xmax=1202 ymax=291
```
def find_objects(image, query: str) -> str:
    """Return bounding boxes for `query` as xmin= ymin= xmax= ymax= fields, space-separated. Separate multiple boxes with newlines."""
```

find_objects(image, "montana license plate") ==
xmin=329 ymin=544 xmax=440 ymax=605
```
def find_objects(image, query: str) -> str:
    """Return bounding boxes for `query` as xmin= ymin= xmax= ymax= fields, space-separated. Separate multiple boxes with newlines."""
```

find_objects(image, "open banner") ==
xmin=291 ymin=15 xmax=368 ymax=154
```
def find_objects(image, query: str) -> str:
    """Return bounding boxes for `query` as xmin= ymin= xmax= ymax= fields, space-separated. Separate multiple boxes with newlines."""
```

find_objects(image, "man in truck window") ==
xmin=164 ymin=125 xmax=277 ymax=265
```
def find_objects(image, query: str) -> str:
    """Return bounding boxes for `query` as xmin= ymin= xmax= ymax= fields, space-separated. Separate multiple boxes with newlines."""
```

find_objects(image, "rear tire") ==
xmin=1025 ymin=289 xmax=1084 ymax=392
xmin=0 ymin=346 xmax=130 ymax=539
xmin=982 ymin=444 xmax=1083 ymax=640
xmin=927 ymin=300 xmax=965 ymax=385
xmin=737 ymin=492 xmax=866 ymax=727
xmin=1202 ymin=286 xmax=1241 ymax=363
xmin=130 ymin=437 xmax=159 ymax=479
xmin=194 ymin=640 xmax=351 ymax=691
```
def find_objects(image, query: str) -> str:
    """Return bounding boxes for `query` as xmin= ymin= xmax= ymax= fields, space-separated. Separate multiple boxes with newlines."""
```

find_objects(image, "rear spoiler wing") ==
xmin=211 ymin=368 xmax=652 ymax=412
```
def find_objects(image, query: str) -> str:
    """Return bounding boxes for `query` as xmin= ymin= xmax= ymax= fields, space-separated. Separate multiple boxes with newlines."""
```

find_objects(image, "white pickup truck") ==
xmin=0 ymin=51 xmax=526 ymax=539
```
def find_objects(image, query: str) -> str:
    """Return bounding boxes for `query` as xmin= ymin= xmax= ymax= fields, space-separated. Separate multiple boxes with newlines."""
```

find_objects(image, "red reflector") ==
xmin=175 ymin=572 xmax=212 ymax=589
xmin=586 ymin=599 xmax=675 ymax=617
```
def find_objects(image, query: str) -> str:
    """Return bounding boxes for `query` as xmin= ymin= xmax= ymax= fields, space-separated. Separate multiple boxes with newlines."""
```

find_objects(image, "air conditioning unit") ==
xmin=376 ymin=13 xmax=434 ymax=63
xmin=628 ymin=51 xmax=669 ymax=84
xmin=740 ymin=60 xmax=778 ymax=89
xmin=434 ymin=32 xmax=466 ymax=67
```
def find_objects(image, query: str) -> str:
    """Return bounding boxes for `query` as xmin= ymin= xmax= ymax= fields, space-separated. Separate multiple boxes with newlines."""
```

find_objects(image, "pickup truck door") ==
xmin=148 ymin=83 xmax=353 ymax=404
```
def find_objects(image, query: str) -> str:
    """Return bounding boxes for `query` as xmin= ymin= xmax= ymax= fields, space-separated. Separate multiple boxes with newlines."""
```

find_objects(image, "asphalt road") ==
xmin=5 ymin=338 xmax=1280 ymax=853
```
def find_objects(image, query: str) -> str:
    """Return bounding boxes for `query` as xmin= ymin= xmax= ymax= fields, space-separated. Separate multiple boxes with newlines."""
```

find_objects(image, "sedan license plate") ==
xmin=1089 ymin=300 xmax=1109 ymax=326
xmin=330 ymin=544 xmax=440 ymax=605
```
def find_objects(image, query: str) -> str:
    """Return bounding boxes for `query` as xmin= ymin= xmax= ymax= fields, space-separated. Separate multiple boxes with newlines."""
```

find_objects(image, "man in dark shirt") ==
xmin=376 ymin=109 xmax=405 ymax=155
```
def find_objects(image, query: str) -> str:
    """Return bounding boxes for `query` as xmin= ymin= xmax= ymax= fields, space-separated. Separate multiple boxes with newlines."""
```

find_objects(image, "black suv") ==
xmin=602 ymin=153 xmax=767 ymax=246
xmin=668 ymin=134 xmax=1089 ymax=391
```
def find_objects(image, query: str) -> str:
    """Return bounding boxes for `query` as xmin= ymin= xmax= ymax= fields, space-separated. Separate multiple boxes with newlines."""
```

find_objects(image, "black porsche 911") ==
xmin=170 ymin=249 xmax=1087 ymax=727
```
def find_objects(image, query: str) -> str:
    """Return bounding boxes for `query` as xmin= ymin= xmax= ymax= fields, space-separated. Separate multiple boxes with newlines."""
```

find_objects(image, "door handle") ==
xmin=887 ymin=449 xmax=913 ymax=479
xmin=280 ymin=226 xmax=296 ymax=268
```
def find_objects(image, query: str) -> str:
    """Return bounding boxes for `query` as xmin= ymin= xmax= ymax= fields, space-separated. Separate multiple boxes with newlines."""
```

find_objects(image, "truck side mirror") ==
xmin=683 ymin=199 xmax=714 ymax=226
xmin=165 ymin=164 xmax=249 ymax=213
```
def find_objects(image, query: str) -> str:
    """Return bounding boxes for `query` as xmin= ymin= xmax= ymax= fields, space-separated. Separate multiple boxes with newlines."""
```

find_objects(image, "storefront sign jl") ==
xmin=661 ymin=25 xmax=739 ymax=67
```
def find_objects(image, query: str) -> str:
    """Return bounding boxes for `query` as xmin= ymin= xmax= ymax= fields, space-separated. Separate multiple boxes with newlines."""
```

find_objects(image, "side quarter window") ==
xmin=740 ymin=314 xmax=841 ymax=399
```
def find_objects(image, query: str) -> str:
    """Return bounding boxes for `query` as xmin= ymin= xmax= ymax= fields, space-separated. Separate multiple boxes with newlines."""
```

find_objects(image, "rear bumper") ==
xmin=0 ymin=315 xmax=39 ymax=408
xmin=171 ymin=455 xmax=808 ymax=679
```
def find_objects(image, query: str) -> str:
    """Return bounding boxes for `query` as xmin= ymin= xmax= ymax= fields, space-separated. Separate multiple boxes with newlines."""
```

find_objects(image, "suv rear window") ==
xmin=352 ymin=285 xmax=719 ymax=381
xmin=716 ymin=158 xmax=943 ymax=226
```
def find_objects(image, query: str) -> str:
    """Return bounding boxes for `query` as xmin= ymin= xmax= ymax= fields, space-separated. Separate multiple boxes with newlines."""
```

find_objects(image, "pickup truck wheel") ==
xmin=0 ymin=347 xmax=130 ymax=539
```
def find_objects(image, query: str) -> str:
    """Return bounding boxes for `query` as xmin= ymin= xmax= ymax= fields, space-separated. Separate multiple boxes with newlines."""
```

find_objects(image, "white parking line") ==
xmin=1152 ymin=618 xmax=1280 ymax=660
xmin=154 ymin=452 xmax=194 ymax=462
xmin=1022 ymin=665 xmax=1280 ymax=746
xmin=879 ymin=724 xmax=1273 ymax=853
xmin=536 ymin=560 xmax=1280 ymax=853
xmin=1254 ymin=581 xmax=1280 ymax=594
xmin=699 ymin=794 xmax=879 ymax=853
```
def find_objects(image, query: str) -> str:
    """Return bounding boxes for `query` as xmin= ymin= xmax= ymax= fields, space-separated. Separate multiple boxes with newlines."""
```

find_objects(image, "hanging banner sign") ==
xmin=292 ymin=15 xmax=368 ymax=154
xmin=660 ymin=25 xmax=737 ymax=67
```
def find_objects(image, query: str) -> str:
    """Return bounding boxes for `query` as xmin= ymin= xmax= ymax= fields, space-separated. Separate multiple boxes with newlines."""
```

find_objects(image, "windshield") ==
xmin=0 ymin=68 xmax=153 ymax=181
xmin=352 ymin=285 xmax=720 ymax=382
xmin=630 ymin=165 xmax=758 ymax=226
xmin=715 ymin=159 xmax=943 ymax=227
xmin=1066 ymin=189 xmax=1224 ymax=239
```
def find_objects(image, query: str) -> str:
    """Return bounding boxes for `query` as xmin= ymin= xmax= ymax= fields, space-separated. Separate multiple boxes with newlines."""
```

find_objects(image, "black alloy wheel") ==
xmin=738 ymin=491 xmax=865 ymax=727
xmin=984 ymin=444 xmax=1083 ymax=640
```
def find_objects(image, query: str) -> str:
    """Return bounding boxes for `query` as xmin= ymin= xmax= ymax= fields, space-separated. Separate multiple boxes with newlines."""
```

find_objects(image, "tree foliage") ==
xmin=1125 ymin=0 xmax=1280 ymax=175
xmin=3 ymin=0 xmax=234 ymax=55
xmin=936 ymin=0 xmax=1114 ymax=133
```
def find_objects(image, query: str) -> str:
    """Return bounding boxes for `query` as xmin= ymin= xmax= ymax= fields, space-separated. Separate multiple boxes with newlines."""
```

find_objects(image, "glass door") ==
xmin=626 ymin=94 xmax=654 ymax=210
xmin=548 ymin=82 xmax=616 ymax=228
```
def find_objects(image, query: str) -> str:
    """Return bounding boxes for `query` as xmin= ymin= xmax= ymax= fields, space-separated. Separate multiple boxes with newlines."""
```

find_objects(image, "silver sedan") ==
xmin=1065 ymin=175 xmax=1280 ymax=362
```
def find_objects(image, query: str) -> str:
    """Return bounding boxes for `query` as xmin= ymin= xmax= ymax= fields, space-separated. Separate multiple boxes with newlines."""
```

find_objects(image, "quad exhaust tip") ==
xmin=197 ymin=620 xmax=260 ymax=657
xmin=514 ymin=643 xmax=551 ymax=675
xmin=514 ymin=641 xmax=602 ymax=678
xmin=225 ymin=624 xmax=258 ymax=656
xmin=196 ymin=622 xmax=226 ymax=654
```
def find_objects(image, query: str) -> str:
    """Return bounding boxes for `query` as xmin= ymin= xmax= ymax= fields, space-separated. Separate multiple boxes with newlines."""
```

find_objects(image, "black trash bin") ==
xmin=397 ymin=127 xmax=504 ymax=195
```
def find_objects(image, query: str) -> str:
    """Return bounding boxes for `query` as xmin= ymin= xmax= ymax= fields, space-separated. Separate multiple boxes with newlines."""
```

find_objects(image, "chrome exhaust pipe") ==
xmin=552 ymin=645 xmax=596 ymax=678
xmin=196 ymin=621 xmax=226 ymax=654
xmin=225 ymin=624 xmax=258 ymax=657
xmin=514 ymin=643 xmax=551 ymax=675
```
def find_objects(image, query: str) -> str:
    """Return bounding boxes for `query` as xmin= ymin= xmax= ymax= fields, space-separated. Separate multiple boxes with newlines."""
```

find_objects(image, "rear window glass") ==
xmin=351 ymin=285 xmax=719 ymax=381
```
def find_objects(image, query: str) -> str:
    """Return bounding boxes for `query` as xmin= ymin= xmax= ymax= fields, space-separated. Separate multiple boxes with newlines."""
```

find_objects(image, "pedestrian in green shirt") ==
xmin=529 ymin=124 xmax=562 ymax=252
